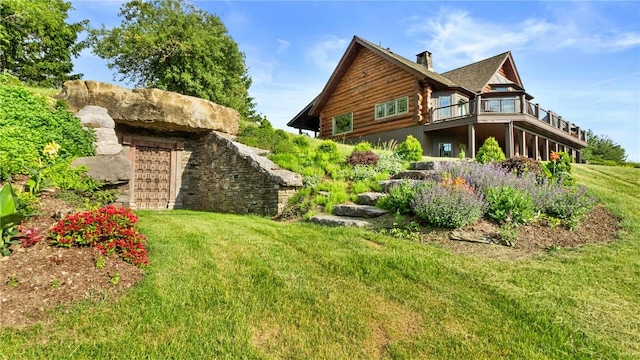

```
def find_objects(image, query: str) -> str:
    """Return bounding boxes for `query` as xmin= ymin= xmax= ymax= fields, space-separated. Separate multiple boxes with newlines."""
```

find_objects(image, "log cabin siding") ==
xmin=320 ymin=48 xmax=418 ymax=138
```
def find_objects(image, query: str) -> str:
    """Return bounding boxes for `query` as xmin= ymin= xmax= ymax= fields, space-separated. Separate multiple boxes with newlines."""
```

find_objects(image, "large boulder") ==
xmin=72 ymin=154 xmax=132 ymax=185
xmin=75 ymin=106 xmax=122 ymax=155
xmin=56 ymin=80 xmax=240 ymax=135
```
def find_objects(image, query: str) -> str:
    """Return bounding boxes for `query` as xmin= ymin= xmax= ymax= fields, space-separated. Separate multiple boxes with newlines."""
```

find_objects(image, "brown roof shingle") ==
xmin=441 ymin=52 xmax=510 ymax=93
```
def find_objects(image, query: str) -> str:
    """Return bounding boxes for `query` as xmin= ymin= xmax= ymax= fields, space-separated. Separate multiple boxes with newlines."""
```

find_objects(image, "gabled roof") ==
xmin=309 ymin=36 xmax=470 ymax=116
xmin=286 ymin=96 xmax=319 ymax=131
xmin=442 ymin=51 xmax=524 ymax=93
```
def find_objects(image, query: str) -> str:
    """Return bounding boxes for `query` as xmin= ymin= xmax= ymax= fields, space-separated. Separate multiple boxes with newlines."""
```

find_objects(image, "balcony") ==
xmin=428 ymin=96 xmax=588 ymax=143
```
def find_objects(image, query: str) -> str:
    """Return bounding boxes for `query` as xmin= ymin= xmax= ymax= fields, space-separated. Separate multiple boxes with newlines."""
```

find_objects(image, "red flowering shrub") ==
xmin=48 ymin=206 xmax=149 ymax=266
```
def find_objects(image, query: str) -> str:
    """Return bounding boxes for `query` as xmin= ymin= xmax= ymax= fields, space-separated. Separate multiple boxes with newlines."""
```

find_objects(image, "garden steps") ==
xmin=356 ymin=192 xmax=386 ymax=206
xmin=392 ymin=170 xmax=436 ymax=180
xmin=308 ymin=214 xmax=373 ymax=227
xmin=410 ymin=161 xmax=455 ymax=171
xmin=378 ymin=179 xmax=425 ymax=193
xmin=333 ymin=204 xmax=388 ymax=218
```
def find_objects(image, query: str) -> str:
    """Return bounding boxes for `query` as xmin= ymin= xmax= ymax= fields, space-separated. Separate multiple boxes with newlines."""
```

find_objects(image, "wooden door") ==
xmin=134 ymin=145 xmax=171 ymax=209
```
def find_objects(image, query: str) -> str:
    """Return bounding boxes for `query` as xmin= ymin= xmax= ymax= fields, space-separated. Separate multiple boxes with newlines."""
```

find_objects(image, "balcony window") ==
xmin=375 ymin=96 xmax=409 ymax=120
xmin=483 ymin=98 xmax=516 ymax=113
xmin=437 ymin=95 xmax=452 ymax=118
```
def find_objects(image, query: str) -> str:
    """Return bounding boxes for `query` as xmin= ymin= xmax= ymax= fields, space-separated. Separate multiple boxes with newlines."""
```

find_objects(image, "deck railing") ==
xmin=429 ymin=95 xmax=588 ymax=142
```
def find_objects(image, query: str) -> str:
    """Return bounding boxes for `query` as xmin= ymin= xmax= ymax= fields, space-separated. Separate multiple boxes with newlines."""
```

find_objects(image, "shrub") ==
xmin=374 ymin=153 xmax=406 ymax=176
xmin=485 ymin=186 xmax=536 ymax=225
xmin=236 ymin=120 xmax=295 ymax=154
xmin=476 ymin=137 xmax=506 ymax=164
xmin=49 ymin=206 xmax=149 ymax=266
xmin=347 ymin=150 xmax=379 ymax=166
xmin=350 ymin=165 xmax=377 ymax=182
xmin=378 ymin=180 xmax=432 ymax=215
xmin=0 ymin=85 xmax=95 ymax=180
xmin=395 ymin=135 xmax=423 ymax=162
xmin=546 ymin=151 xmax=575 ymax=186
xmin=353 ymin=141 xmax=373 ymax=152
xmin=498 ymin=157 xmax=546 ymax=179
xmin=292 ymin=135 xmax=310 ymax=151
xmin=438 ymin=161 xmax=537 ymax=196
xmin=411 ymin=184 xmax=485 ymax=229
xmin=533 ymin=184 xmax=596 ymax=230
xmin=317 ymin=140 xmax=339 ymax=156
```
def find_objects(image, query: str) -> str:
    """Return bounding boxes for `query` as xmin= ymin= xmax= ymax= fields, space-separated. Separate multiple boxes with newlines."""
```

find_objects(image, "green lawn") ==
xmin=1 ymin=164 xmax=639 ymax=359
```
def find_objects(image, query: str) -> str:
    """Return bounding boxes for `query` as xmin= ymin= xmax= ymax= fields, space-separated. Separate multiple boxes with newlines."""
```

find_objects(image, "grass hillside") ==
xmin=1 ymin=164 xmax=638 ymax=358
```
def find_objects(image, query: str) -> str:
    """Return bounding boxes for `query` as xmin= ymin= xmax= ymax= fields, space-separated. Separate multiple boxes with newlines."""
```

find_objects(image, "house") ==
xmin=288 ymin=36 xmax=588 ymax=161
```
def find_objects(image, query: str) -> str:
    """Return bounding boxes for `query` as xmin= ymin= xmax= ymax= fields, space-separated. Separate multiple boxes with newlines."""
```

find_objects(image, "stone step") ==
xmin=356 ymin=192 xmax=387 ymax=206
xmin=392 ymin=170 xmax=436 ymax=180
xmin=308 ymin=214 xmax=373 ymax=227
xmin=333 ymin=204 xmax=388 ymax=218
xmin=378 ymin=179 xmax=425 ymax=193
xmin=410 ymin=161 xmax=456 ymax=171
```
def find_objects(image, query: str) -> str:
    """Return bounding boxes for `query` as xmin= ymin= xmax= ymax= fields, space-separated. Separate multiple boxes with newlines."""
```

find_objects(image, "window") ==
xmin=438 ymin=95 xmax=452 ymax=118
xmin=332 ymin=112 xmax=353 ymax=135
xmin=374 ymin=96 xmax=409 ymax=120
xmin=439 ymin=143 xmax=452 ymax=157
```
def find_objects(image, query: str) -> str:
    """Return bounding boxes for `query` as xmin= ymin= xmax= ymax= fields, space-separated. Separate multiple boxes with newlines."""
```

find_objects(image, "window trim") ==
xmin=332 ymin=112 xmax=353 ymax=135
xmin=374 ymin=96 xmax=409 ymax=120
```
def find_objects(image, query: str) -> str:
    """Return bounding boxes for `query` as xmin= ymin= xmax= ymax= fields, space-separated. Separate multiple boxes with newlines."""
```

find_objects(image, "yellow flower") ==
xmin=43 ymin=141 xmax=61 ymax=159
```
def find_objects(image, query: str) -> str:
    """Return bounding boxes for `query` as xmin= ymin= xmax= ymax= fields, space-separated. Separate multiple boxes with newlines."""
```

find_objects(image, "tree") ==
xmin=0 ymin=0 xmax=86 ymax=87
xmin=88 ymin=0 xmax=255 ymax=119
xmin=582 ymin=130 xmax=627 ymax=164
xmin=476 ymin=137 xmax=506 ymax=164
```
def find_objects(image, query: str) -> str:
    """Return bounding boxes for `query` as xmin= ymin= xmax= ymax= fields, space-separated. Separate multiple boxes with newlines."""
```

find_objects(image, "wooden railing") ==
xmin=429 ymin=95 xmax=588 ymax=142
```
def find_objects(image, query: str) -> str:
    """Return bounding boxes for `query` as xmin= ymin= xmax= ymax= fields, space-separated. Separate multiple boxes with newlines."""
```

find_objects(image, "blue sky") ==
xmin=68 ymin=1 xmax=640 ymax=161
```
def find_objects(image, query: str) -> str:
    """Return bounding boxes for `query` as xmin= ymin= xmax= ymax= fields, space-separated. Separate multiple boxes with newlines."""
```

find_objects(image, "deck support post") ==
xmin=505 ymin=122 xmax=514 ymax=158
xmin=468 ymin=123 xmax=476 ymax=159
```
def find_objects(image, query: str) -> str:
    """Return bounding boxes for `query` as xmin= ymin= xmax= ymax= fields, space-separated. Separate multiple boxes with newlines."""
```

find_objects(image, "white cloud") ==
xmin=277 ymin=39 xmax=291 ymax=53
xmin=307 ymin=36 xmax=349 ymax=73
xmin=406 ymin=8 xmax=640 ymax=70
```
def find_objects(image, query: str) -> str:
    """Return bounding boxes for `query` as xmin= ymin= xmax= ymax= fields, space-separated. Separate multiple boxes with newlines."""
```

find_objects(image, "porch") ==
xmin=427 ymin=95 xmax=588 ymax=143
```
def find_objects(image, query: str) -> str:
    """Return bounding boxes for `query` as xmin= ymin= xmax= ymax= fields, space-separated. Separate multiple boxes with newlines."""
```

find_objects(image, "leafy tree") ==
xmin=0 ymin=0 xmax=86 ymax=87
xmin=476 ymin=137 xmax=506 ymax=164
xmin=88 ymin=0 xmax=256 ymax=119
xmin=582 ymin=130 xmax=627 ymax=164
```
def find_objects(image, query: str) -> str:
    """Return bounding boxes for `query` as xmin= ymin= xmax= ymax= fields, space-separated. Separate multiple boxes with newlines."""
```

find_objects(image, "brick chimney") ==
xmin=416 ymin=50 xmax=433 ymax=71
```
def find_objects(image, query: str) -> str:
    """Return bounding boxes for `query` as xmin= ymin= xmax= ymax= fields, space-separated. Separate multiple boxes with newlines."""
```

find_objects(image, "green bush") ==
xmin=546 ymin=151 xmax=575 ymax=186
xmin=378 ymin=181 xmax=431 ymax=215
xmin=353 ymin=141 xmax=373 ymax=152
xmin=0 ymin=85 xmax=96 ymax=180
xmin=374 ymin=153 xmax=406 ymax=176
xmin=236 ymin=120 xmax=295 ymax=154
xmin=411 ymin=184 xmax=485 ymax=229
xmin=292 ymin=135 xmax=310 ymax=151
xmin=485 ymin=186 xmax=536 ymax=225
xmin=395 ymin=135 xmax=423 ymax=162
xmin=317 ymin=140 xmax=339 ymax=156
xmin=476 ymin=137 xmax=506 ymax=164
xmin=350 ymin=165 xmax=377 ymax=182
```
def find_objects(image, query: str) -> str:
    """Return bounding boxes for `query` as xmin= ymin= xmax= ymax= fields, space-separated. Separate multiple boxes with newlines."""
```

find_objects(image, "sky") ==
xmin=68 ymin=0 xmax=640 ymax=161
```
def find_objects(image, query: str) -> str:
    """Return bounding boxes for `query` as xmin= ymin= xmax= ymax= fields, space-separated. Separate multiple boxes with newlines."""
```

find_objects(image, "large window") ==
xmin=485 ymin=98 xmax=516 ymax=113
xmin=437 ymin=95 xmax=452 ymax=118
xmin=375 ymin=96 xmax=409 ymax=120
xmin=332 ymin=112 xmax=353 ymax=135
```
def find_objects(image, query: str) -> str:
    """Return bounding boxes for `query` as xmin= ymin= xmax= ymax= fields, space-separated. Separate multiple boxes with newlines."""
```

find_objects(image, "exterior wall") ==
xmin=180 ymin=132 xmax=299 ymax=216
xmin=116 ymin=125 xmax=300 ymax=216
xmin=344 ymin=124 xmax=428 ymax=154
xmin=320 ymin=47 xmax=418 ymax=139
